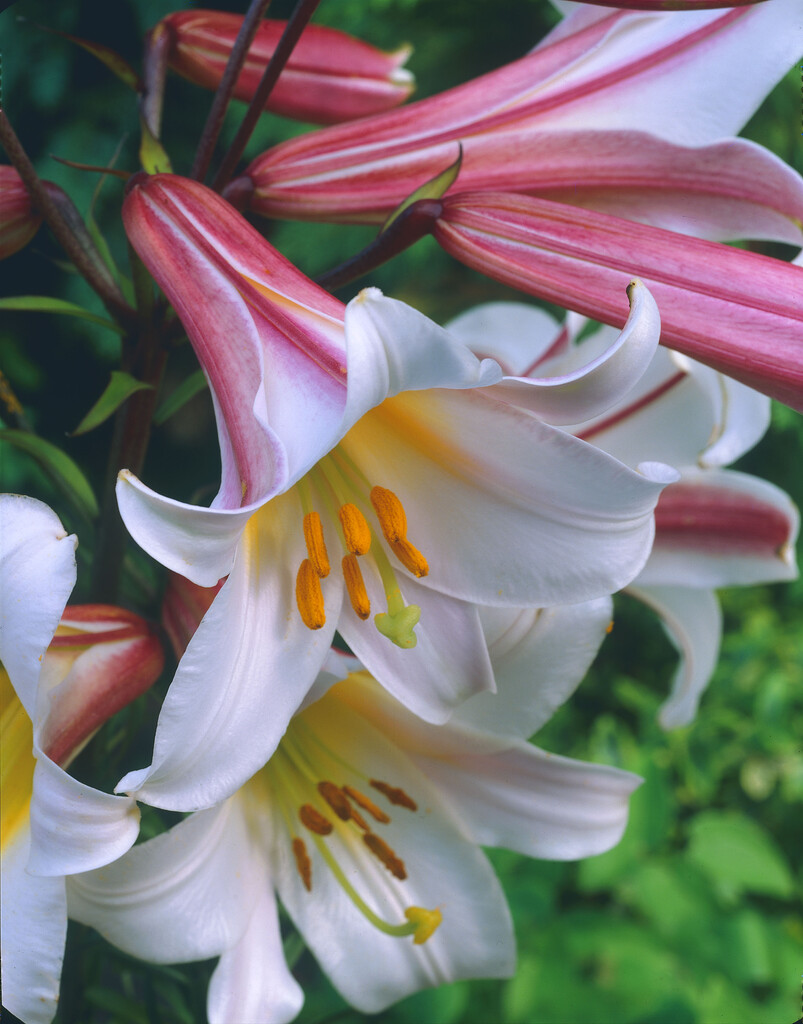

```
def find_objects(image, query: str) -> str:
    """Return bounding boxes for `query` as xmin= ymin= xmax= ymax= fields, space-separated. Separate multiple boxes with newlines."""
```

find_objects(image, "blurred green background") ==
xmin=1 ymin=1 xmax=801 ymax=1021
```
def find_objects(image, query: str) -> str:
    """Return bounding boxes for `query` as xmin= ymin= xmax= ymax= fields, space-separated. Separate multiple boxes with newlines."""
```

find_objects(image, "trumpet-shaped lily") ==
xmin=240 ymin=1 xmax=803 ymax=239
xmin=0 ymin=495 xmax=163 ymax=1024
xmin=69 ymin=587 xmax=637 ymax=1022
xmin=0 ymin=165 xmax=41 ymax=260
xmin=158 ymin=10 xmax=414 ymax=125
xmin=117 ymin=172 xmax=673 ymax=812
xmin=433 ymin=191 xmax=803 ymax=411
xmin=448 ymin=302 xmax=800 ymax=726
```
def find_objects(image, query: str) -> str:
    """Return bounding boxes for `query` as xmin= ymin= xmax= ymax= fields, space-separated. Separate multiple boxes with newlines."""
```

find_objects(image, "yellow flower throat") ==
xmin=294 ymin=448 xmax=429 ymax=648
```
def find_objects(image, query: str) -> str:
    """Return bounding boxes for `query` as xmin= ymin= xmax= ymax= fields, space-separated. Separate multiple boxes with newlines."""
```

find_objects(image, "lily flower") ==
xmin=0 ymin=495 xmax=164 ymax=1024
xmin=0 ymin=165 xmax=41 ymax=260
xmin=448 ymin=302 xmax=799 ymax=727
xmin=433 ymin=191 xmax=803 ymax=411
xmin=69 ymin=590 xmax=637 ymax=1022
xmin=117 ymin=172 xmax=673 ymax=812
xmin=239 ymin=1 xmax=803 ymax=235
xmin=158 ymin=10 xmax=414 ymax=124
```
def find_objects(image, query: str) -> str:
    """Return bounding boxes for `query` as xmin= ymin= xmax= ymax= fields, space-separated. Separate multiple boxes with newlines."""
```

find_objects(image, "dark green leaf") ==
xmin=0 ymin=296 xmax=125 ymax=335
xmin=72 ymin=371 xmax=153 ymax=436
xmin=0 ymin=430 xmax=98 ymax=518
xmin=154 ymin=369 xmax=207 ymax=426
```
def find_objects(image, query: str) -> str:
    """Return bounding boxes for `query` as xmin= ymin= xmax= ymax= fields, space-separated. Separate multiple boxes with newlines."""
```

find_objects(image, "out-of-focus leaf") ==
xmin=686 ymin=811 xmax=796 ymax=899
xmin=84 ymin=986 xmax=149 ymax=1023
xmin=0 ymin=429 xmax=98 ymax=518
xmin=154 ymin=369 xmax=207 ymax=426
xmin=71 ymin=371 xmax=153 ymax=436
xmin=139 ymin=118 xmax=173 ymax=174
xmin=46 ymin=29 xmax=143 ymax=91
xmin=0 ymin=296 xmax=125 ymax=334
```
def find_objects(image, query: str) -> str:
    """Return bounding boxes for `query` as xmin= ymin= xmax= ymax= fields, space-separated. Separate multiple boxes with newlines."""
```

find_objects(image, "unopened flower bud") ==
xmin=0 ymin=166 xmax=42 ymax=260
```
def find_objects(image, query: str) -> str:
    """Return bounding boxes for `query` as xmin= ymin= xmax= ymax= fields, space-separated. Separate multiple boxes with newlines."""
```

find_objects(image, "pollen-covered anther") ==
xmin=370 ymin=779 xmax=418 ymax=812
xmin=338 ymin=503 xmax=371 ymax=555
xmin=318 ymin=780 xmax=352 ymax=821
xmin=390 ymin=538 xmax=429 ymax=578
xmin=343 ymin=784 xmax=391 ymax=824
xmin=370 ymin=486 xmax=407 ymax=543
xmin=363 ymin=832 xmax=407 ymax=880
xmin=342 ymin=554 xmax=371 ymax=619
xmin=303 ymin=511 xmax=330 ymax=577
xmin=296 ymin=559 xmax=326 ymax=630
xmin=292 ymin=836 xmax=313 ymax=891
xmin=299 ymin=803 xmax=333 ymax=835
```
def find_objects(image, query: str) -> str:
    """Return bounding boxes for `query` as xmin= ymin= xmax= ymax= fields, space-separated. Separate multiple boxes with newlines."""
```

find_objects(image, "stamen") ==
xmin=317 ymin=781 xmax=352 ymax=821
xmin=338 ymin=503 xmax=371 ymax=555
xmin=303 ymin=512 xmax=330 ymax=578
xmin=299 ymin=803 xmax=333 ymax=835
xmin=405 ymin=906 xmax=443 ymax=945
xmin=363 ymin=832 xmax=407 ymax=880
xmin=296 ymin=559 xmax=326 ymax=630
xmin=370 ymin=486 xmax=407 ymax=543
xmin=343 ymin=785 xmax=391 ymax=824
xmin=342 ymin=554 xmax=371 ymax=619
xmin=370 ymin=780 xmax=418 ymax=812
xmin=390 ymin=538 xmax=429 ymax=578
xmin=292 ymin=836 xmax=313 ymax=891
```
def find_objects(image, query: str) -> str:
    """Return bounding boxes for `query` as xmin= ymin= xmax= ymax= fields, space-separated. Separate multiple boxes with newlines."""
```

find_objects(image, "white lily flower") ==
xmin=114 ymin=173 xmax=674 ymax=813
xmin=449 ymin=303 xmax=800 ymax=727
xmin=0 ymin=495 xmax=163 ymax=1024
xmin=68 ymin=593 xmax=638 ymax=1022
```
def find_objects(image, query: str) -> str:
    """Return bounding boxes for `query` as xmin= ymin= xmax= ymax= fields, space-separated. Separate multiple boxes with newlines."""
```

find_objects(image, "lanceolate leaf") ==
xmin=49 ymin=28 xmax=143 ymax=91
xmin=72 ymin=371 xmax=153 ymax=436
xmin=0 ymin=430 xmax=98 ymax=519
xmin=381 ymin=144 xmax=462 ymax=233
xmin=153 ymin=368 xmax=207 ymax=426
xmin=0 ymin=296 xmax=125 ymax=335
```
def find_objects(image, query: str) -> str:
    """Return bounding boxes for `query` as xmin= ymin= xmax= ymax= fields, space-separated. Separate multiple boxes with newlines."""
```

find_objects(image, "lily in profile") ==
xmin=448 ymin=302 xmax=799 ymax=726
xmin=70 ymin=580 xmax=636 ymax=1023
xmin=157 ymin=10 xmax=414 ymax=124
xmin=117 ymin=172 xmax=674 ymax=812
xmin=0 ymin=495 xmax=163 ymax=1024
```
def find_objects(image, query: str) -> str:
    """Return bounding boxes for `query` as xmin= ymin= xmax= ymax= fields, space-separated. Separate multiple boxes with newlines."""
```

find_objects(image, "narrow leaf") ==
xmin=72 ymin=371 xmax=153 ymax=436
xmin=139 ymin=117 xmax=173 ymax=174
xmin=0 ymin=296 xmax=125 ymax=335
xmin=44 ymin=26 xmax=143 ymax=91
xmin=381 ymin=143 xmax=462 ymax=233
xmin=0 ymin=430 xmax=98 ymax=519
xmin=154 ymin=368 xmax=207 ymax=426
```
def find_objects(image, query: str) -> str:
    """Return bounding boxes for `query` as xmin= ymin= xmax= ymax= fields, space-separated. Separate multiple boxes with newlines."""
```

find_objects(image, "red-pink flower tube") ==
xmin=0 ymin=166 xmax=41 ymax=260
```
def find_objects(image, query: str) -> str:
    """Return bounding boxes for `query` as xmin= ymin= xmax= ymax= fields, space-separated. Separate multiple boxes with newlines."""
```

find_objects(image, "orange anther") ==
xmin=342 ymin=554 xmax=371 ymax=619
xmin=303 ymin=511 xmax=330 ymax=577
xmin=363 ymin=832 xmax=407 ymax=880
xmin=296 ymin=559 xmax=326 ymax=630
xmin=338 ymin=503 xmax=371 ymax=555
xmin=370 ymin=486 xmax=407 ymax=543
xmin=343 ymin=785 xmax=391 ymax=824
xmin=370 ymin=779 xmax=418 ymax=812
xmin=299 ymin=803 xmax=333 ymax=835
xmin=390 ymin=538 xmax=429 ymax=578
xmin=292 ymin=837 xmax=312 ymax=891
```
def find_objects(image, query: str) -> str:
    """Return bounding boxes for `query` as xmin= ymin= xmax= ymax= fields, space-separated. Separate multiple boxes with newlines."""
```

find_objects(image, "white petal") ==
xmin=116 ymin=469 xmax=259 ymax=588
xmin=415 ymin=742 xmax=641 ymax=860
xmin=641 ymin=468 xmax=799 ymax=587
xmin=340 ymin=575 xmax=495 ymax=725
xmin=447 ymin=302 xmax=563 ymax=376
xmin=0 ymin=495 xmax=76 ymax=719
xmin=67 ymin=800 xmax=258 ymax=963
xmin=693 ymin=366 xmax=771 ymax=468
xmin=273 ymin=691 xmax=515 ymax=1013
xmin=345 ymin=387 xmax=675 ymax=606
xmin=339 ymin=289 xmax=502 ymax=437
xmin=628 ymin=584 xmax=722 ymax=730
xmin=451 ymin=598 xmax=613 ymax=739
xmin=28 ymin=751 xmax=139 ymax=876
xmin=116 ymin=498 xmax=339 ymax=811
xmin=208 ymin=886 xmax=303 ymax=1024
xmin=1 ymin=826 xmax=66 ymax=1024
xmin=490 ymin=280 xmax=661 ymax=424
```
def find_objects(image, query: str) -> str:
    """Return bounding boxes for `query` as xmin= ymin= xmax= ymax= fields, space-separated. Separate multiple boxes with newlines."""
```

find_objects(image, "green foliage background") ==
xmin=1 ymin=1 xmax=801 ymax=1021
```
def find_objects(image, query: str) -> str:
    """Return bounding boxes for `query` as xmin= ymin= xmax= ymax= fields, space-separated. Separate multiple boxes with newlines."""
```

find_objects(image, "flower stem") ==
xmin=191 ymin=0 xmax=275 ymax=183
xmin=211 ymin=0 xmax=323 ymax=192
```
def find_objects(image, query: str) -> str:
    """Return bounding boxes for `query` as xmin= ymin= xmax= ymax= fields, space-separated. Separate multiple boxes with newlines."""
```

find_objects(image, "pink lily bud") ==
xmin=0 ymin=166 xmax=41 ymax=260
xmin=158 ymin=10 xmax=414 ymax=125
xmin=38 ymin=605 xmax=164 ymax=768
xmin=161 ymin=572 xmax=224 ymax=659
xmin=432 ymin=191 xmax=803 ymax=412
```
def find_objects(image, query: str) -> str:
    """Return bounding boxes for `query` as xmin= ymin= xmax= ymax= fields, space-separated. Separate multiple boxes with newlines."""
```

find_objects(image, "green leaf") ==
xmin=0 ymin=430 xmax=98 ymax=519
xmin=72 ymin=371 xmax=153 ymax=436
xmin=380 ymin=143 xmax=462 ymax=233
xmin=153 ymin=369 xmax=207 ymax=426
xmin=686 ymin=811 xmax=796 ymax=899
xmin=53 ymin=30 xmax=143 ymax=91
xmin=139 ymin=117 xmax=173 ymax=174
xmin=0 ymin=296 xmax=125 ymax=335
